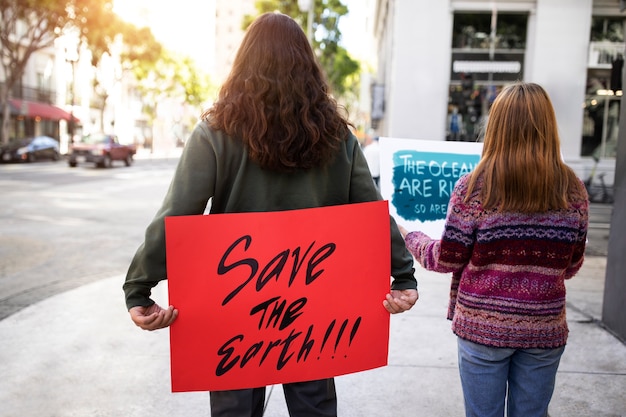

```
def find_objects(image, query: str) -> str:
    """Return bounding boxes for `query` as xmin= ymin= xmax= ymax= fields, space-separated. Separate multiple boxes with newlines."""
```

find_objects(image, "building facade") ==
xmin=214 ymin=0 xmax=256 ymax=84
xmin=371 ymin=0 xmax=624 ymax=187
xmin=0 ymin=38 xmax=77 ymax=152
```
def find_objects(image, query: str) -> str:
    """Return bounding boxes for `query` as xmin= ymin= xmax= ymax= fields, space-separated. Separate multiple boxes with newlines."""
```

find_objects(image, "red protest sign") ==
xmin=165 ymin=201 xmax=391 ymax=392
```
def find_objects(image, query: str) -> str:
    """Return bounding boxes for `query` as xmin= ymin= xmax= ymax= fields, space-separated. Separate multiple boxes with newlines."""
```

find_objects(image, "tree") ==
xmin=87 ymin=18 xmax=163 ymax=132
xmin=0 ymin=0 xmax=118 ymax=143
xmin=133 ymin=50 xmax=211 ymax=121
xmin=131 ymin=49 xmax=214 ymax=148
xmin=0 ymin=0 xmax=164 ymax=143
xmin=244 ymin=0 xmax=359 ymax=98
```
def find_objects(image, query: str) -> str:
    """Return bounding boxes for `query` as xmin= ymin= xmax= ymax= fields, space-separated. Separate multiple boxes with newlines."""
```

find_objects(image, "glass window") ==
xmin=582 ymin=81 xmax=620 ymax=159
xmin=591 ymin=17 xmax=624 ymax=42
xmin=448 ymin=11 xmax=527 ymax=142
xmin=582 ymin=17 xmax=625 ymax=159
xmin=496 ymin=14 xmax=527 ymax=49
xmin=453 ymin=13 xmax=527 ymax=50
xmin=452 ymin=13 xmax=492 ymax=50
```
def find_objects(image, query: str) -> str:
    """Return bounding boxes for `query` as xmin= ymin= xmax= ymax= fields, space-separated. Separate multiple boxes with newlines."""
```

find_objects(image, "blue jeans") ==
xmin=457 ymin=338 xmax=565 ymax=417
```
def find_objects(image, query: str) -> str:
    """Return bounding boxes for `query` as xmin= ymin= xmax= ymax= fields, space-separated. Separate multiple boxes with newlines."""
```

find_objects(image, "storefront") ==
xmin=4 ymin=98 xmax=79 ymax=146
xmin=583 ymin=16 xmax=624 ymax=161
xmin=447 ymin=11 xmax=528 ymax=142
xmin=372 ymin=0 xmax=622 ymax=189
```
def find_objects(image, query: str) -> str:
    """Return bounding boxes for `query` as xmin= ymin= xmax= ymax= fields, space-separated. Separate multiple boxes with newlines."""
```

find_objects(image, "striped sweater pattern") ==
xmin=405 ymin=174 xmax=589 ymax=349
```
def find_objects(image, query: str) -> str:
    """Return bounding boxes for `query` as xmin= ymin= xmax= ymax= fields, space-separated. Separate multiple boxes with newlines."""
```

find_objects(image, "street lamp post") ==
xmin=65 ymin=45 xmax=79 ymax=148
xmin=297 ymin=0 xmax=314 ymax=43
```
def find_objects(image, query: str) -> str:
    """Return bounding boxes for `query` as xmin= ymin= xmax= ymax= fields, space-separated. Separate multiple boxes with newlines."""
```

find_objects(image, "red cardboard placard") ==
xmin=165 ymin=201 xmax=391 ymax=392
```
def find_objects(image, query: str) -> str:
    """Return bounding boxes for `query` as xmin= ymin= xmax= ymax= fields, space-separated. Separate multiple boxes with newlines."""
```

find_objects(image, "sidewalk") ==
xmin=0 ymin=257 xmax=624 ymax=416
xmin=134 ymin=146 xmax=183 ymax=161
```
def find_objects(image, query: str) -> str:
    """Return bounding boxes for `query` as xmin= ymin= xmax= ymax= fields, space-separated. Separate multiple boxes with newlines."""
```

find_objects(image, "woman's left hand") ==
xmin=383 ymin=289 xmax=419 ymax=314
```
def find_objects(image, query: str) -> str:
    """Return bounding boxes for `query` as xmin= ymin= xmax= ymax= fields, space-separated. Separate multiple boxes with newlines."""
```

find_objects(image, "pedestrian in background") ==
xmin=123 ymin=12 xmax=418 ymax=417
xmin=398 ymin=82 xmax=588 ymax=417
xmin=363 ymin=132 xmax=381 ymax=188
xmin=448 ymin=106 xmax=462 ymax=141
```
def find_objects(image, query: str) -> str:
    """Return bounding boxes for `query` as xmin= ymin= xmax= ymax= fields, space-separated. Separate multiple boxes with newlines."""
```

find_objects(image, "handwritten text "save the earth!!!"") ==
xmin=214 ymin=235 xmax=363 ymax=376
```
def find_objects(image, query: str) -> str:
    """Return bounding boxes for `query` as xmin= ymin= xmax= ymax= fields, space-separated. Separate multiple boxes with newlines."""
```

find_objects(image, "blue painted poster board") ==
xmin=379 ymin=138 xmax=483 ymax=238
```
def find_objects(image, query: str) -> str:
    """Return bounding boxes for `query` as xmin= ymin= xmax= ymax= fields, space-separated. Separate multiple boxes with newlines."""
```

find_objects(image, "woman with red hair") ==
xmin=400 ymin=82 xmax=588 ymax=417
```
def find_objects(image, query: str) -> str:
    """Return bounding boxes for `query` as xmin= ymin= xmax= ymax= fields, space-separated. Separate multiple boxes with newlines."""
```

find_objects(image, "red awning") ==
xmin=8 ymin=99 xmax=79 ymax=122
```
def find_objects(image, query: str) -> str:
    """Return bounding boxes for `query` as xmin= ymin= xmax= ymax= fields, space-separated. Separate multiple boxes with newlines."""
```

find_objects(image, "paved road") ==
xmin=0 ymin=155 xmax=614 ymax=321
xmin=0 ymin=155 xmax=180 ymax=320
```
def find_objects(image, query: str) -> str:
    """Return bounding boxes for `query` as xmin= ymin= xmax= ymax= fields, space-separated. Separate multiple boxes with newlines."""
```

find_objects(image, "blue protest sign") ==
xmin=380 ymin=138 xmax=483 ymax=238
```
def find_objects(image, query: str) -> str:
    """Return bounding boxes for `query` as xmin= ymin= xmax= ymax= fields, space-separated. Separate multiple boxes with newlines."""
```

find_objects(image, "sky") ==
xmin=338 ymin=0 xmax=372 ymax=59
xmin=113 ymin=0 xmax=370 ymax=72
xmin=113 ymin=0 xmax=216 ymax=71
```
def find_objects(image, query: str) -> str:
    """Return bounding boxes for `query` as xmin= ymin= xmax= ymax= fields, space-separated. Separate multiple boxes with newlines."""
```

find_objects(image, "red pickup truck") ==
xmin=68 ymin=133 xmax=136 ymax=168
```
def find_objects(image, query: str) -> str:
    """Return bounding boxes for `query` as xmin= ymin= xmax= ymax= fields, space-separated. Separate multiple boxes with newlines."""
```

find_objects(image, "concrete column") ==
xmin=601 ymin=42 xmax=626 ymax=342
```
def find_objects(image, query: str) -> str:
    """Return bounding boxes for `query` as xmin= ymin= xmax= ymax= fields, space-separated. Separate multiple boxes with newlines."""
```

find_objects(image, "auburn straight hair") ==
xmin=465 ymin=82 xmax=586 ymax=212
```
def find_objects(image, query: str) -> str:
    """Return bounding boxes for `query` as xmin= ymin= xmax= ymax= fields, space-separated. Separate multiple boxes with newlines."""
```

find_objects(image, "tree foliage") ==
xmin=244 ymin=0 xmax=359 ymax=97
xmin=133 ymin=50 xmax=213 ymax=123
xmin=0 ymin=0 xmax=101 ymax=141
xmin=0 ymin=0 xmax=163 ymax=142
xmin=87 ymin=17 xmax=162 ymax=131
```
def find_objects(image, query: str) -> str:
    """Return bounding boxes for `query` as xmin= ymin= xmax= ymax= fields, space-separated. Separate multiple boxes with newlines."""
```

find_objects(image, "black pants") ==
xmin=209 ymin=378 xmax=337 ymax=417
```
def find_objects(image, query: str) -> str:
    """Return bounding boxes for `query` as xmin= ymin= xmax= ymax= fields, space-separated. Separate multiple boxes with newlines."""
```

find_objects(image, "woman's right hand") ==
xmin=129 ymin=303 xmax=178 ymax=331
xmin=397 ymin=224 xmax=409 ymax=238
xmin=383 ymin=289 xmax=419 ymax=314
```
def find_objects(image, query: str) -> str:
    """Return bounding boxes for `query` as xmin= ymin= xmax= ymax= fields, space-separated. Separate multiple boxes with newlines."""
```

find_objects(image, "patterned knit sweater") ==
xmin=404 ymin=174 xmax=589 ymax=349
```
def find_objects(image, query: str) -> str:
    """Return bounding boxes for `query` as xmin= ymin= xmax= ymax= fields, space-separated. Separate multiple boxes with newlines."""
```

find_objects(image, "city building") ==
xmin=2 ymin=1 xmax=220 ymax=155
xmin=0 ymin=26 xmax=139 ymax=155
xmin=371 ymin=0 xmax=624 ymax=187
xmin=214 ymin=0 xmax=256 ymax=84
xmin=0 ymin=37 xmax=78 ymax=153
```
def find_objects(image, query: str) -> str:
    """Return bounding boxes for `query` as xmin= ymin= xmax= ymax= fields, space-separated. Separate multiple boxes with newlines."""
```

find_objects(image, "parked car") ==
xmin=0 ymin=136 xmax=61 ymax=163
xmin=68 ymin=133 xmax=136 ymax=168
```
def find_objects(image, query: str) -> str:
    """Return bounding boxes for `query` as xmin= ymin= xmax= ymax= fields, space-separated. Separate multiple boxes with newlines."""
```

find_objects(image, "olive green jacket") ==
xmin=123 ymin=121 xmax=416 ymax=309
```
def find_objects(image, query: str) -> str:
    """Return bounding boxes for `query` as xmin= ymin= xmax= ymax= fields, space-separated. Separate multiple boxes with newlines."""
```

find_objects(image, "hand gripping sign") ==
xmin=165 ymin=201 xmax=392 ymax=392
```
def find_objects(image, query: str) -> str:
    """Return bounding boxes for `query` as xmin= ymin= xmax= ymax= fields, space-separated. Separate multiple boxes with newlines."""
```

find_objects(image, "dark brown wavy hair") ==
xmin=202 ymin=12 xmax=352 ymax=172
xmin=466 ymin=82 xmax=587 ymax=212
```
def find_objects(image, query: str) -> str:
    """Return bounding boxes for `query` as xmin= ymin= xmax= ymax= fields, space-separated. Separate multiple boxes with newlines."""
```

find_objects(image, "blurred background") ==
xmin=1 ymin=0 xmax=622 ymax=198
xmin=0 ymin=0 xmax=373 ymax=157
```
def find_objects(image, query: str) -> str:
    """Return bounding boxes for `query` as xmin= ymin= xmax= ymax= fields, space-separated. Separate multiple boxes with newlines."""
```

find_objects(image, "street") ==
xmin=0 ymin=155 xmax=180 ymax=320
xmin=0 ymin=156 xmax=623 ymax=417
xmin=0 ymin=156 xmax=614 ymax=321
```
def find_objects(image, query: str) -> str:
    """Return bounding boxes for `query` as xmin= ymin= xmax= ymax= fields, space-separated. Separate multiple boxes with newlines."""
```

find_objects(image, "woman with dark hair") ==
xmin=123 ymin=12 xmax=418 ymax=417
xmin=399 ymin=82 xmax=588 ymax=417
